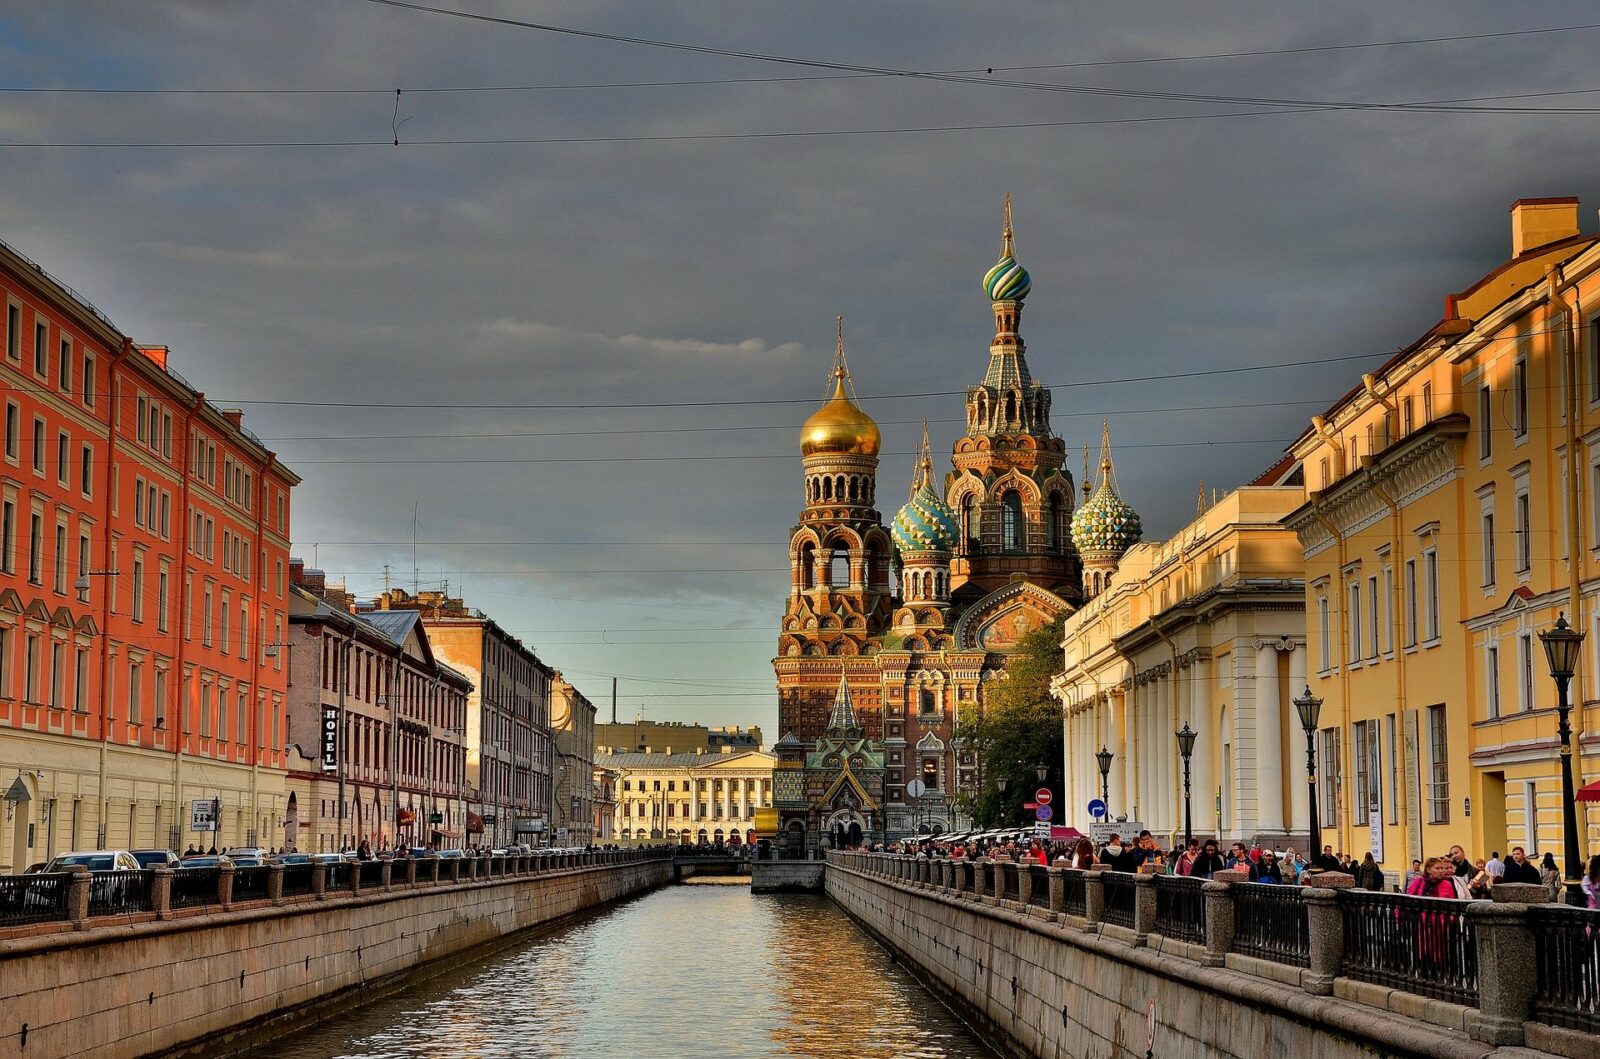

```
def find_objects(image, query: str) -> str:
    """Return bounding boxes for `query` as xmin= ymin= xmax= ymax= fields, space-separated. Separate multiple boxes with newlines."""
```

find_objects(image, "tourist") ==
xmin=1467 ymin=859 xmax=1492 ymax=899
xmin=1192 ymin=840 xmax=1227 ymax=879
xmin=1404 ymin=859 xmax=1424 ymax=891
xmin=1499 ymin=847 xmax=1542 ymax=886
xmin=1540 ymin=853 xmax=1562 ymax=901
xmin=357 ymin=840 xmax=374 ymax=861
xmin=1448 ymin=845 xmax=1474 ymax=880
xmin=1225 ymin=843 xmax=1250 ymax=870
xmin=1408 ymin=856 xmax=1470 ymax=900
xmin=1313 ymin=844 xmax=1341 ymax=873
xmin=183 ymin=844 xmax=198 ymax=858
xmin=1485 ymin=851 xmax=1505 ymax=883
xmin=1584 ymin=856 xmax=1600 ymax=909
xmin=1100 ymin=833 xmax=1124 ymax=861
xmin=1066 ymin=837 xmax=1097 ymax=870
xmin=1249 ymin=850 xmax=1284 ymax=884
xmin=1027 ymin=840 xmax=1049 ymax=866
xmin=1354 ymin=852 xmax=1384 ymax=891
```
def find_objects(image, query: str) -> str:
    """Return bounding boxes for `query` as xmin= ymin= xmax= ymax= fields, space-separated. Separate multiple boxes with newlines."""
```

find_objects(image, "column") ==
xmin=1174 ymin=664 xmax=1190 ymax=836
xmin=689 ymin=778 xmax=699 ymax=823
xmin=1116 ymin=689 xmax=1132 ymax=819
xmin=1190 ymin=658 xmax=1214 ymax=840
xmin=722 ymin=782 xmax=731 ymax=822
xmin=1255 ymin=645 xmax=1286 ymax=833
xmin=1288 ymin=645 xmax=1310 ymax=835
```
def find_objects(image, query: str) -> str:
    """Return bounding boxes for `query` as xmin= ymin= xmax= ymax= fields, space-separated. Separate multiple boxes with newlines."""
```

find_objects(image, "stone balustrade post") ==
xmin=1200 ymin=880 xmax=1234 ymax=967
xmin=66 ymin=866 xmax=90 ymax=927
xmin=971 ymin=859 xmax=986 ymax=899
xmin=311 ymin=862 xmax=327 ymax=899
xmin=1470 ymin=887 xmax=1543 ymax=1045
xmin=1131 ymin=873 xmax=1157 ymax=945
xmin=266 ymin=862 xmax=285 ymax=906
xmin=217 ymin=863 xmax=236 ymax=908
xmin=449 ymin=858 xmax=462 ymax=884
xmin=347 ymin=862 xmax=363 ymax=896
xmin=1300 ymin=887 xmax=1341 ymax=995
xmin=149 ymin=866 xmax=174 ymax=918
xmin=1017 ymin=862 xmax=1033 ymax=906
xmin=1083 ymin=867 xmax=1107 ymax=930
xmin=405 ymin=859 xmax=418 ymax=886
xmin=1047 ymin=867 xmax=1065 ymax=914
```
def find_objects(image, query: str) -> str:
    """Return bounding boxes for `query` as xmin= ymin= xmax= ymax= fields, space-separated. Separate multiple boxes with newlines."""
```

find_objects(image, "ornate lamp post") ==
xmin=1175 ymin=724 xmax=1197 ymax=847
xmin=1095 ymin=746 xmax=1113 ymax=817
xmin=1034 ymin=764 xmax=1048 ymax=784
xmin=1538 ymin=613 xmax=1586 ymax=895
xmin=1293 ymin=686 xmax=1324 ymax=861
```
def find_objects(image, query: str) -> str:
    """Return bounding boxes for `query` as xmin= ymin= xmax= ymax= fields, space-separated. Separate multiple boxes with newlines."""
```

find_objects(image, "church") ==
xmin=771 ymin=200 xmax=1144 ymax=851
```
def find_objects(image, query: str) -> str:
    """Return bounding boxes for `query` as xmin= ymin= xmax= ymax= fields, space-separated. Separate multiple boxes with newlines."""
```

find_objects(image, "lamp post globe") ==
xmin=1538 ymin=612 xmax=1587 ymax=891
xmin=1095 ymin=746 xmax=1113 ymax=817
xmin=1292 ymin=686 xmax=1324 ymax=861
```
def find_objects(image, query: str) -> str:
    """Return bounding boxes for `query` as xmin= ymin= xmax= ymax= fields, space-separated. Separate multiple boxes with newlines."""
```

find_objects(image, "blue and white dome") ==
xmin=1071 ymin=478 xmax=1141 ymax=557
xmin=892 ymin=481 xmax=959 ymax=556
xmin=983 ymin=254 xmax=1032 ymax=302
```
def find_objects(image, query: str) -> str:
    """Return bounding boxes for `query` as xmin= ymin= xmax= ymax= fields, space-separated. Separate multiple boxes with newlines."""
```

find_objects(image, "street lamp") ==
xmin=1538 ymin=612 xmax=1586 ymax=895
xmin=1034 ymin=763 xmax=1048 ymax=784
xmin=1293 ymin=686 xmax=1324 ymax=862
xmin=1096 ymin=746 xmax=1113 ymax=816
xmin=1175 ymin=724 xmax=1197 ymax=847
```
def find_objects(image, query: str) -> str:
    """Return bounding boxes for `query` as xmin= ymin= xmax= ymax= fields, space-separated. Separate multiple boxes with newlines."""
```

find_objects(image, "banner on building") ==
xmin=467 ymin=812 xmax=485 ymax=834
xmin=320 ymin=706 xmax=339 ymax=773
xmin=397 ymin=808 xmax=416 ymax=826
xmin=190 ymin=798 xmax=219 ymax=832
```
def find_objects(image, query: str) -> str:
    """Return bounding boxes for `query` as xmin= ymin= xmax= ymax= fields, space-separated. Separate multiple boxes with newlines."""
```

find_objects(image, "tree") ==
xmin=954 ymin=617 xmax=1065 ymax=830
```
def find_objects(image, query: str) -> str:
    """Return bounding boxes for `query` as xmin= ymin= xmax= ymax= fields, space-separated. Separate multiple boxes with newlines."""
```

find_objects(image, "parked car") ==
xmin=130 ymin=849 xmax=180 ymax=869
xmin=272 ymin=853 xmax=313 ymax=866
xmin=310 ymin=853 xmax=346 ymax=865
xmin=226 ymin=847 xmax=265 ymax=860
xmin=229 ymin=855 xmax=265 ymax=868
xmin=435 ymin=848 xmax=465 ymax=859
xmin=404 ymin=846 xmax=437 ymax=859
xmin=174 ymin=855 xmax=232 ymax=870
xmin=43 ymin=850 xmax=139 ymax=873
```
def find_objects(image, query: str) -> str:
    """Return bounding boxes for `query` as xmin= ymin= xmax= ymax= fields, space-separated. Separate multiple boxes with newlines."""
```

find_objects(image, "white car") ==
xmin=44 ymin=850 xmax=139 ymax=872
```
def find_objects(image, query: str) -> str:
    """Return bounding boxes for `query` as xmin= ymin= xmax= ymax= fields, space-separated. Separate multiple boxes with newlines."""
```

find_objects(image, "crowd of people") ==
xmin=858 ymin=832 xmax=1600 ymax=906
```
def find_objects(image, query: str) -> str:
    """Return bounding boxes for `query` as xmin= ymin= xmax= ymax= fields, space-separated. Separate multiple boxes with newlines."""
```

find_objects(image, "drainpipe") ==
xmin=95 ymin=340 xmax=129 ymax=847
xmin=1362 ymin=376 xmax=1409 ymax=862
xmin=1310 ymin=505 xmax=1351 ymax=857
xmin=1548 ymin=266 xmax=1588 ymax=835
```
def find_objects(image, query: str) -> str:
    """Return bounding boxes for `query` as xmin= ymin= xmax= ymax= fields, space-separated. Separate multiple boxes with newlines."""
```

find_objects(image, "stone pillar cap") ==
xmin=1211 ymin=868 xmax=1250 ymax=882
xmin=1300 ymin=870 xmax=1355 ymax=889
xmin=1488 ymin=882 xmax=1551 ymax=904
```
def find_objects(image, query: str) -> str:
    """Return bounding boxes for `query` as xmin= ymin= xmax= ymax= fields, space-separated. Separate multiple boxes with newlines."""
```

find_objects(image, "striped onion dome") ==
xmin=892 ymin=480 xmax=959 ymax=556
xmin=982 ymin=253 xmax=1031 ymax=302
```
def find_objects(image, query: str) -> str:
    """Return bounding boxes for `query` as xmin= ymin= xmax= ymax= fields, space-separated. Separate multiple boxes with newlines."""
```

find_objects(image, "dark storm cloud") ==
xmin=5 ymin=1 xmax=1600 ymax=728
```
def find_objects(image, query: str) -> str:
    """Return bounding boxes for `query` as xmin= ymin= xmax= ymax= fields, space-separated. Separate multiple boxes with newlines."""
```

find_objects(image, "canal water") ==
xmin=277 ymin=885 xmax=993 ymax=1059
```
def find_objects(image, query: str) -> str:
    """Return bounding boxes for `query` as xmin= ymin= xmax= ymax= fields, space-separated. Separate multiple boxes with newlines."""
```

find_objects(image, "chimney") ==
xmin=1510 ymin=197 xmax=1580 ymax=257
xmin=289 ymin=557 xmax=306 ymax=584
xmin=135 ymin=345 xmax=170 ymax=369
xmin=220 ymin=408 xmax=244 ymax=429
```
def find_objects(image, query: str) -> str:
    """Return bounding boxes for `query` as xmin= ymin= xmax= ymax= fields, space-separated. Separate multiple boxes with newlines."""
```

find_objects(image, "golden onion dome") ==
xmin=800 ymin=372 xmax=881 ymax=457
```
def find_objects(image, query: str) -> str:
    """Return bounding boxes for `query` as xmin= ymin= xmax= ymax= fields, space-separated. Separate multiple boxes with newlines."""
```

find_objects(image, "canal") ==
xmin=277 ymin=884 xmax=993 ymax=1059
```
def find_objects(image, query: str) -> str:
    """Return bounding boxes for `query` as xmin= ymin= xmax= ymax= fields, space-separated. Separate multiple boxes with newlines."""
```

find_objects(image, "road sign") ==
xmin=906 ymin=779 xmax=927 ymax=799
xmin=1034 ymin=821 xmax=1050 ymax=836
xmin=1035 ymin=788 xmax=1052 ymax=805
xmin=1034 ymin=804 xmax=1053 ymax=822
xmin=1087 ymin=798 xmax=1107 ymax=819
xmin=1089 ymin=820 xmax=1143 ymax=846
xmin=1023 ymin=802 xmax=1037 ymax=810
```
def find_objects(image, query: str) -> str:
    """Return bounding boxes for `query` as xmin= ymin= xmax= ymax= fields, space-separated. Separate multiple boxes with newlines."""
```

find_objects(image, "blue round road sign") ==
xmin=1034 ymin=804 xmax=1053 ymax=822
xmin=1087 ymin=798 xmax=1107 ymax=819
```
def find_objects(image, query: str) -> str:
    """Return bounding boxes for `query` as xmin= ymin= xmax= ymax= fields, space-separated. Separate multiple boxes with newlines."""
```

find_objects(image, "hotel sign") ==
xmin=321 ymin=706 xmax=339 ymax=773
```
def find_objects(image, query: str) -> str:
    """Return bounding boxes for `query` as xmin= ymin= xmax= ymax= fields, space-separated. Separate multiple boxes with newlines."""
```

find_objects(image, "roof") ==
xmin=362 ymin=609 xmax=421 ymax=646
xmin=596 ymin=750 xmax=775 ymax=769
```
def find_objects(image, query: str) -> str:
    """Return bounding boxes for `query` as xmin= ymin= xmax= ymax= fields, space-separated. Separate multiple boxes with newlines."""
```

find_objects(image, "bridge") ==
xmin=827 ymin=851 xmax=1595 ymax=1059
xmin=670 ymin=847 xmax=753 ymax=882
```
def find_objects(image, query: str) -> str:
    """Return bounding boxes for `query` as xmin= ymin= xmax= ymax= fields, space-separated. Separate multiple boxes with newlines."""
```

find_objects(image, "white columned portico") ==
xmin=1255 ymin=642 xmax=1286 ymax=834
xmin=1288 ymin=645 xmax=1310 ymax=835
xmin=1116 ymin=687 xmax=1132 ymax=821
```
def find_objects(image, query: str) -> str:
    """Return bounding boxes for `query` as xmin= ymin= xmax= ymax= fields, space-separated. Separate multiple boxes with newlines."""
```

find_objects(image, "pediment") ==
xmin=951 ymin=581 xmax=1070 ymax=652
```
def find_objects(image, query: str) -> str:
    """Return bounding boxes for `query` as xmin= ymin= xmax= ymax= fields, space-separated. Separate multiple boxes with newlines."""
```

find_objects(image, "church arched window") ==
xmin=1002 ymin=491 xmax=1023 ymax=550
xmin=1048 ymin=493 xmax=1064 ymax=550
xmin=961 ymin=495 xmax=975 ymax=553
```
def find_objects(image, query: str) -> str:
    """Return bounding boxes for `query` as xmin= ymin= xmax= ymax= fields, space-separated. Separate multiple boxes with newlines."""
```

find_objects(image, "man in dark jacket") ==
xmin=1500 ymin=846 xmax=1543 ymax=885
xmin=1355 ymin=852 xmax=1385 ymax=891
xmin=1192 ymin=840 xmax=1228 ymax=879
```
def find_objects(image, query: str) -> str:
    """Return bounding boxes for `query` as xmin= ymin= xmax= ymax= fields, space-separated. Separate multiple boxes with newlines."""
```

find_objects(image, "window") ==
xmin=157 ymin=565 xmax=169 ymax=632
xmin=76 ymin=533 xmax=88 ymax=601
xmin=1316 ymin=595 xmax=1330 ymax=671
xmin=220 ymin=590 xmax=230 ymax=650
xmin=55 ymin=432 xmax=67 ymax=486
xmin=30 ymin=417 xmax=43 ymax=474
xmin=1385 ymin=714 xmax=1399 ymax=824
xmin=1524 ymin=780 xmax=1540 ymax=854
xmin=1366 ymin=574 xmax=1379 ymax=659
xmin=1479 ymin=385 xmax=1492 ymax=460
xmin=1519 ymin=633 xmax=1535 ymax=713
xmin=27 ymin=512 xmax=42 ymax=584
xmin=4 ymin=304 xmax=17 ymax=360
xmin=136 ymin=397 xmax=148 ymax=442
xmin=52 ymin=524 xmax=65 ymax=594
xmin=49 ymin=642 xmax=62 ymax=709
xmin=23 ymin=634 xmax=38 ymax=703
xmin=1481 ymin=511 xmax=1496 ymax=587
xmin=1319 ymin=728 xmax=1341 ymax=828
xmin=1421 ymin=382 xmax=1434 ymax=422
xmin=1424 ymin=549 xmax=1440 ymax=641
xmin=154 ymin=669 xmax=167 ymax=727
xmin=79 ymin=444 xmax=91 ymax=495
xmin=1513 ymin=357 xmax=1529 ymax=439
xmin=1485 ymin=643 xmax=1501 ymax=719
xmin=33 ymin=320 xmax=47 ymax=377
xmin=199 ymin=683 xmax=211 ymax=737
xmin=133 ymin=477 xmax=145 ymax=528
xmin=1515 ymin=488 xmax=1531 ymax=574
xmin=1001 ymin=491 xmax=1023 ymax=550
xmin=1427 ymin=704 xmax=1449 ymax=823
xmin=57 ymin=338 xmax=69 ymax=392
xmin=1347 ymin=580 xmax=1363 ymax=664
xmin=217 ymin=684 xmax=228 ymax=742
xmin=1353 ymin=720 xmax=1370 ymax=826
xmin=203 ymin=585 xmax=213 ymax=646
xmin=4 ymin=402 xmax=15 ymax=461
xmin=1402 ymin=396 xmax=1415 ymax=435
xmin=128 ymin=661 xmax=141 ymax=724
xmin=82 ymin=354 xmax=94 ymax=407
xmin=0 ymin=500 xmax=11 ymax=575
xmin=131 ymin=557 xmax=144 ymax=621
xmin=75 ymin=648 xmax=91 ymax=711
xmin=158 ymin=493 xmax=169 ymax=539
xmin=1381 ymin=566 xmax=1394 ymax=654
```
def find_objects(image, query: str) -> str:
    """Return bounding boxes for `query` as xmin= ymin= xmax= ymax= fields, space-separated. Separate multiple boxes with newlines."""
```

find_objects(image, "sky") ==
xmin=4 ymin=2 xmax=1600 ymax=737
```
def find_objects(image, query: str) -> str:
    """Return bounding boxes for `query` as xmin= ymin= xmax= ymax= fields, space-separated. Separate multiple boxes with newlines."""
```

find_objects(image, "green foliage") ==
xmin=954 ymin=617 xmax=1066 ymax=829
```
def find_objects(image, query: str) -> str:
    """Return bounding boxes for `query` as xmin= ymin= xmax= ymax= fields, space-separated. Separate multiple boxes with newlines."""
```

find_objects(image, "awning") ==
xmin=1577 ymin=780 xmax=1600 ymax=803
xmin=432 ymin=828 xmax=461 ymax=838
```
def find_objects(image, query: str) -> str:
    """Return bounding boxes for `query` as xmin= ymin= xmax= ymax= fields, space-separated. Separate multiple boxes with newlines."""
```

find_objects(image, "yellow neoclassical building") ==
xmin=1053 ymin=485 xmax=1306 ymax=846
xmin=1286 ymin=198 xmax=1600 ymax=875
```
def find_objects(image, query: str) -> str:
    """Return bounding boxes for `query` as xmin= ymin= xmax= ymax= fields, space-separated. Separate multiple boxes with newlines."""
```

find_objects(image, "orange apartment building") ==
xmin=0 ymin=238 xmax=298 ymax=871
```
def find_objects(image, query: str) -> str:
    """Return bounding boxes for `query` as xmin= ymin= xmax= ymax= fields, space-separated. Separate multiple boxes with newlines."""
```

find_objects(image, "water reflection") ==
xmin=276 ymin=886 xmax=991 ymax=1059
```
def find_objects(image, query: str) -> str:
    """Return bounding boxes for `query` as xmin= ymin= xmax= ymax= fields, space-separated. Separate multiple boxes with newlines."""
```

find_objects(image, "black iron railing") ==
xmin=169 ymin=867 xmax=222 ymax=910
xmin=231 ymin=866 xmax=271 ymax=903
xmin=1230 ymin=882 xmax=1309 ymax=966
xmin=280 ymin=864 xmax=315 ymax=898
xmin=1061 ymin=869 xmax=1087 ymax=917
xmin=981 ymin=862 xmax=996 ymax=898
xmin=1102 ymin=872 xmax=1137 ymax=929
xmin=86 ymin=870 xmax=153 ymax=917
xmin=1153 ymin=874 xmax=1206 ymax=943
xmin=1531 ymin=904 xmax=1600 ymax=1033
xmin=0 ymin=873 xmax=71 ymax=926
xmin=358 ymin=860 xmax=386 ymax=888
xmin=1339 ymin=889 xmax=1478 ymax=1004
xmin=1027 ymin=865 xmax=1051 ymax=908
xmin=323 ymin=863 xmax=353 ymax=892
xmin=1001 ymin=863 xmax=1021 ymax=902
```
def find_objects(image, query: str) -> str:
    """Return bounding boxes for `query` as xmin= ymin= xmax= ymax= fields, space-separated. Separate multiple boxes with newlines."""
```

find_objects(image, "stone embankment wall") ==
xmin=827 ymin=858 xmax=1559 ymax=1059
xmin=0 ymin=856 xmax=671 ymax=1059
xmin=750 ymin=861 xmax=824 ymax=892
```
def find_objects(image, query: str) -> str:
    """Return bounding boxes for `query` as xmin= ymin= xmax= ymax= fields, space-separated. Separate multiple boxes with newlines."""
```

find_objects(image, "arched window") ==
xmin=1002 ymin=491 xmax=1023 ymax=550
xmin=847 ymin=477 xmax=858 ymax=501
xmin=828 ymin=545 xmax=848 ymax=587
xmin=798 ymin=542 xmax=816 ymax=590
xmin=1048 ymin=493 xmax=1064 ymax=550
xmin=961 ymin=495 xmax=974 ymax=552
xmin=1005 ymin=392 xmax=1017 ymax=424
xmin=821 ymin=477 xmax=832 ymax=500
xmin=920 ymin=688 xmax=936 ymax=714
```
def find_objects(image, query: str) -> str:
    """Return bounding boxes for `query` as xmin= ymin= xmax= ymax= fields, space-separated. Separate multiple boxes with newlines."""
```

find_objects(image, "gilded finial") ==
xmin=1082 ymin=442 xmax=1092 ymax=499
xmin=1099 ymin=419 xmax=1114 ymax=476
xmin=911 ymin=419 xmax=935 ymax=499
xmin=834 ymin=315 xmax=846 ymax=378
xmin=1002 ymin=192 xmax=1014 ymax=258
